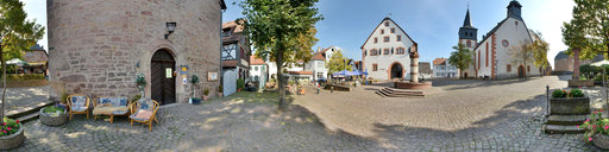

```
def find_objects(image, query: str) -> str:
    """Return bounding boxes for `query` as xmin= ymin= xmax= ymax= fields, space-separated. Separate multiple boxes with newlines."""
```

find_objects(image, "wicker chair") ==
xmin=66 ymin=94 xmax=91 ymax=120
xmin=129 ymin=99 xmax=159 ymax=131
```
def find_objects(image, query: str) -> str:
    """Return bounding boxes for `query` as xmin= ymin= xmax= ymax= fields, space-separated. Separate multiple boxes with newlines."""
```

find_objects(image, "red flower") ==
xmin=15 ymin=120 xmax=19 ymax=124
xmin=594 ymin=111 xmax=598 ymax=114
xmin=589 ymin=137 xmax=593 ymax=142
xmin=2 ymin=130 xmax=6 ymax=134
xmin=7 ymin=127 xmax=11 ymax=131
xmin=1 ymin=122 xmax=5 ymax=126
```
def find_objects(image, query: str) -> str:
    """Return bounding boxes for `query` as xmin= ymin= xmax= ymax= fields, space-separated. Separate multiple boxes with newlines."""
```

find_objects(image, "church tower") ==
xmin=458 ymin=8 xmax=477 ymax=50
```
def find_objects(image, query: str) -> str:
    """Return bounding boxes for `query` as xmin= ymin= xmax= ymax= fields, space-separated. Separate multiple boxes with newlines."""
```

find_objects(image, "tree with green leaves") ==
xmin=530 ymin=31 xmax=550 ymax=75
xmin=572 ymin=0 xmax=609 ymax=58
xmin=0 ymin=0 xmax=45 ymax=123
xmin=239 ymin=0 xmax=322 ymax=109
xmin=562 ymin=1 xmax=598 ymax=80
xmin=326 ymin=51 xmax=352 ymax=75
xmin=449 ymin=43 xmax=473 ymax=79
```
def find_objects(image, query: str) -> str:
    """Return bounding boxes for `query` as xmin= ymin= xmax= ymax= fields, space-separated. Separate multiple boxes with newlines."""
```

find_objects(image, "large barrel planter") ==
xmin=593 ymin=134 xmax=609 ymax=150
xmin=39 ymin=108 xmax=68 ymax=126
xmin=550 ymin=97 xmax=590 ymax=115
xmin=0 ymin=125 xmax=25 ymax=150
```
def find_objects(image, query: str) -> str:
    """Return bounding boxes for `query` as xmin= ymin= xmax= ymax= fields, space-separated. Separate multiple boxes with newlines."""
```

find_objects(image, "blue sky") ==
xmin=24 ymin=0 xmax=574 ymax=66
xmin=223 ymin=0 xmax=574 ymax=66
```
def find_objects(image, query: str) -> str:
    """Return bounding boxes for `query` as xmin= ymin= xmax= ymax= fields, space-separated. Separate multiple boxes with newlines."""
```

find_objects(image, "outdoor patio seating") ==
xmin=92 ymin=97 xmax=129 ymax=123
xmin=129 ymin=99 xmax=160 ymax=131
xmin=67 ymin=94 xmax=91 ymax=120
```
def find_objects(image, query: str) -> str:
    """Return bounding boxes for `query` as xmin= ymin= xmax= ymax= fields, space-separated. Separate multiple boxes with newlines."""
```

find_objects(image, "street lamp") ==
xmin=164 ymin=22 xmax=177 ymax=39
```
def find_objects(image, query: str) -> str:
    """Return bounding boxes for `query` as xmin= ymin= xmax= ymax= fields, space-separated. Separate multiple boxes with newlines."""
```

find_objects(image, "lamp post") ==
xmin=164 ymin=22 xmax=177 ymax=39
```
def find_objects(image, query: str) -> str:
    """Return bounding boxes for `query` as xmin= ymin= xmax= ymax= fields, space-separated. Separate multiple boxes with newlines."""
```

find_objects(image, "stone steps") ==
xmin=546 ymin=115 xmax=588 ymax=126
xmin=544 ymin=124 xmax=584 ymax=134
xmin=544 ymin=114 xmax=588 ymax=134
xmin=375 ymin=88 xmax=424 ymax=97
xmin=7 ymin=100 xmax=54 ymax=123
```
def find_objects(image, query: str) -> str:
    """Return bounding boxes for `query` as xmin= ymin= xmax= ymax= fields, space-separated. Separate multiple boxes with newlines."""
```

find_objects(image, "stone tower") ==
xmin=457 ymin=8 xmax=478 ymax=78
xmin=47 ymin=0 xmax=227 ymax=104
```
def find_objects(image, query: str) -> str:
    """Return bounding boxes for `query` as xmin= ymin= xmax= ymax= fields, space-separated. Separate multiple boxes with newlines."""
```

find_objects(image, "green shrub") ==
xmin=203 ymin=88 xmax=210 ymax=96
xmin=237 ymin=78 xmax=245 ymax=89
xmin=570 ymin=89 xmax=585 ymax=97
xmin=6 ymin=74 xmax=44 ymax=81
xmin=552 ymin=90 xmax=566 ymax=98
xmin=43 ymin=106 xmax=65 ymax=115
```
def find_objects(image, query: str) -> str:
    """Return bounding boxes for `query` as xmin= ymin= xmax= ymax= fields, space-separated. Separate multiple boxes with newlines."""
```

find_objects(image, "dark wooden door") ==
xmin=151 ymin=50 xmax=176 ymax=105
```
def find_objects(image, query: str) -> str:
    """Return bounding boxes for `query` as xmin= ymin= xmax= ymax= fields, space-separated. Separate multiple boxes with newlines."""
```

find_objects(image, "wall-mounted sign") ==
xmin=165 ymin=68 xmax=172 ymax=78
xmin=180 ymin=65 xmax=189 ymax=75
xmin=208 ymin=72 xmax=218 ymax=81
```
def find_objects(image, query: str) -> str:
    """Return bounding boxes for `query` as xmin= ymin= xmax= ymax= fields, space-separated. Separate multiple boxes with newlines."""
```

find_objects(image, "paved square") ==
xmin=7 ymin=76 xmax=606 ymax=151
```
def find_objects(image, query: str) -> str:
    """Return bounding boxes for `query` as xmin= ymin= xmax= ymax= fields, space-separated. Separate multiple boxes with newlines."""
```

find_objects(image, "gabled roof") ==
xmin=250 ymin=56 xmax=266 ymax=65
xmin=311 ymin=51 xmax=325 ymax=60
xmin=360 ymin=17 xmax=417 ymax=49
xmin=473 ymin=1 xmax=532 ymax=51
xmin=433 ymin=58 xmax=447 ymax=65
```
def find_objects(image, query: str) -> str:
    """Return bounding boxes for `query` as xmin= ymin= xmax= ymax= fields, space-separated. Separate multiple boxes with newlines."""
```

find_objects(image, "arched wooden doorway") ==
xmin=390 ymin=63 xmax=403 ymax=80
xmin=518 ymin=65 xmax=526 ymax=78
xmin=151 ymin=49 xmax=176 ymax=105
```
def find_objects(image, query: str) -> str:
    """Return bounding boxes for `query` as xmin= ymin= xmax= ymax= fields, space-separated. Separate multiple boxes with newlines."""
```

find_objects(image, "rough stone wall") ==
xmin=47 ymin=0 xmax=223 ymax=103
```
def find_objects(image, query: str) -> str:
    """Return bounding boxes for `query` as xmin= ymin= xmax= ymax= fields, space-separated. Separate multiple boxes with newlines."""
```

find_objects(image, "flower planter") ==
xmin=39 ymin=108 xmax=68 ymax=126
xmin=0 ymin=125 xmax=25 ymax=150
xmin=550 ymin=97 xmax=590 ymax=115
xmin=568 ymin=80 xmax=594 ymax=88
xmin=593 ymin=134 xmax=609 ymax=150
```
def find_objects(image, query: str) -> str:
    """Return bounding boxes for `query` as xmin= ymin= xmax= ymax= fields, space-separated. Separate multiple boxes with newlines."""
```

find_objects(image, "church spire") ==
xmin=463 ymin=9 xmax=472 ymax=27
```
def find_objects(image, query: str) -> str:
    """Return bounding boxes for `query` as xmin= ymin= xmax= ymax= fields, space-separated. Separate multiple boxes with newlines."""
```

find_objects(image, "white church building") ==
xmin=361 ymin=17 xmax=418 ymax=81
xmin=459 ymin=0 xmax=542 ymax=79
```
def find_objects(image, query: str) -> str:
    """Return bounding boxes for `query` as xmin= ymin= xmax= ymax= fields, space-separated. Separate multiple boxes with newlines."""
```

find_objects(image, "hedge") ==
xmin=5 ymin=74 xmax=45 ymax=81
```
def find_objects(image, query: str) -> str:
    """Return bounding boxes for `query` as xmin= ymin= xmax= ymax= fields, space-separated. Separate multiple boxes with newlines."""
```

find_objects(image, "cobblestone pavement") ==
xmin=3 ymin=85 xmax=50 ymax=113
xmin=5 ymin=77 xmax=605 ymax=151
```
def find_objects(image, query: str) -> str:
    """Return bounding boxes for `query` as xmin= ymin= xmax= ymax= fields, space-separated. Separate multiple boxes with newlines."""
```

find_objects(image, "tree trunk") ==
xmin=276 ymin=49 xmax=286 ymax=110
xmin=0 ymin=45 xmax=5 ymax=123
xmin=573 ymin=48 xmax=581 ymax=80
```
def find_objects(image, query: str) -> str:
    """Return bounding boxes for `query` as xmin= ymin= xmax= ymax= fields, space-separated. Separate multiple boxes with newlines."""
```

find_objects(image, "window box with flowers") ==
xmin=580 ymin=111 xmax=609 ymax=149
xmin=550 ymin=89 xmax=590 ymax=115
xmin=0 ymin=118 xmax=24 ymax=150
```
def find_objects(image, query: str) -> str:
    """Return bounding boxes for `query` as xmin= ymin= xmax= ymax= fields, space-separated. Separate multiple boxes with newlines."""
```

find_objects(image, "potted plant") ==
xmin=237 ymin=78 xmax=245 ymax=92
xmin=0 ymin=118 xmax=24 ymax=150
xmin=189 ymin=75 xmax=201 ymax=104
xmin=135 ymin=73 xmax=146 ymax=97
xmin=218 ymin=85 xmax=223 ymax=97
xmin=580 ymin=110 xmax=609 ymax=149
xmin=203 ymin=88 xmax=210 ymax=101
xmin=549 ymin=88 xmax=590 ymax=115
xmin=39 ymin=105 xmax=68 ymax=126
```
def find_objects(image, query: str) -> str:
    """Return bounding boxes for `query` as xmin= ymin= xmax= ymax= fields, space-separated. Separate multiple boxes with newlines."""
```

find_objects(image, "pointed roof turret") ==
xmin=463 ymin=9 xmax=472 ymax=27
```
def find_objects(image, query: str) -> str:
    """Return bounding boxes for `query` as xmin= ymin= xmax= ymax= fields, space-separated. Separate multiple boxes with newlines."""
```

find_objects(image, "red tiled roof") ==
xmin=311 ymin=52 xmax=325 ymax=60
xmin=222 ymin=20 xmax=245 ymax=33
xmin=250 ymin=56 xmax=265 ymax=65
xmin=288 ymin=71 xmax=313 ymax=75
xmin=433 ymin=58 xmax=447 ymax=65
